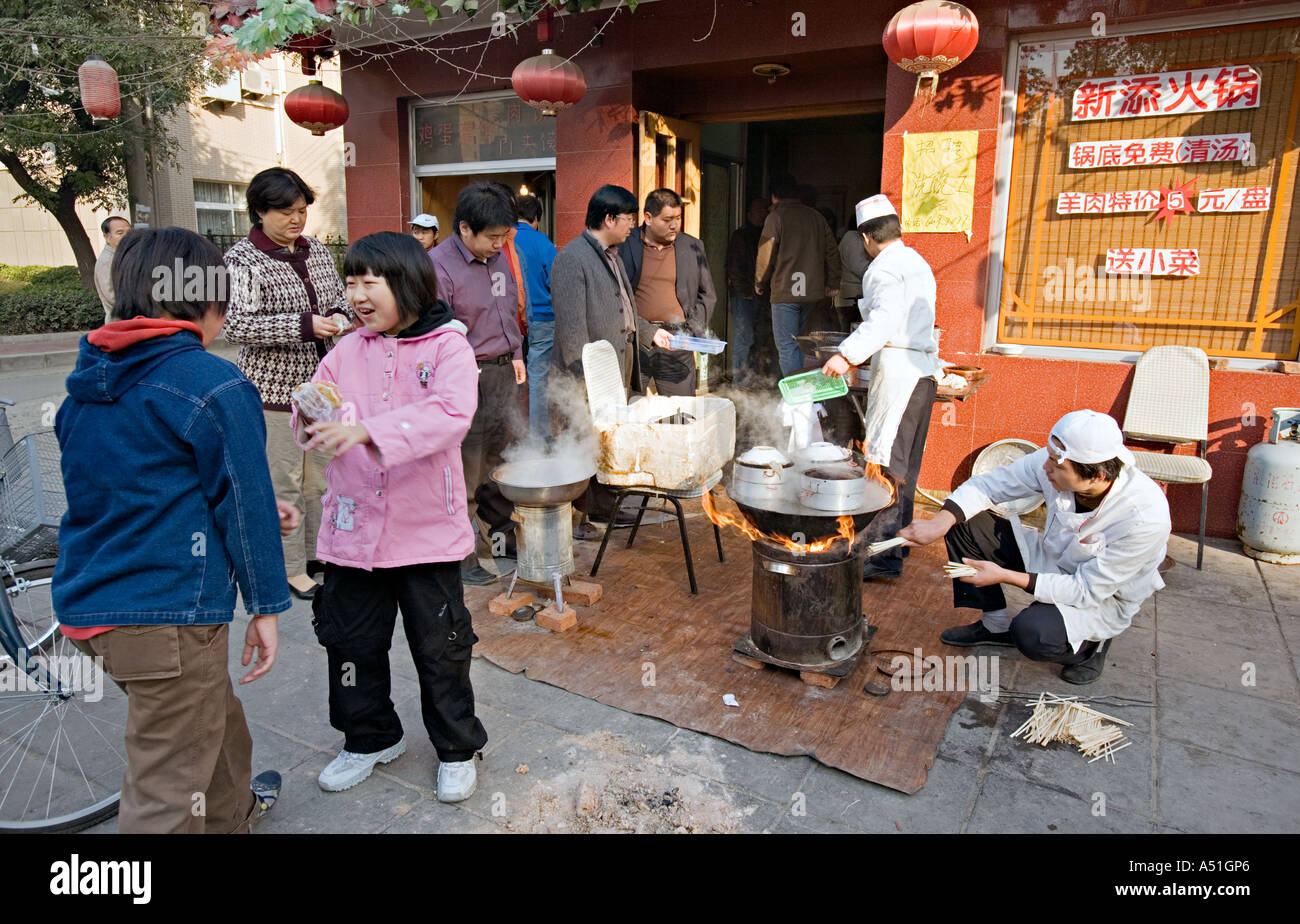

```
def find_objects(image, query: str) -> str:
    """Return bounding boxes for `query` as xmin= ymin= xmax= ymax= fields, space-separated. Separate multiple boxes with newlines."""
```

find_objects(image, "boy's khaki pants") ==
xmin=72 ymin=624 xmax=258 ymax=834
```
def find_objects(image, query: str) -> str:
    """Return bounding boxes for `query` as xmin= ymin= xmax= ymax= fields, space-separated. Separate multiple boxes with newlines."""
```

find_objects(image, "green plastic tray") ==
xmin=778 ymin=370 xmax=849 ymax=405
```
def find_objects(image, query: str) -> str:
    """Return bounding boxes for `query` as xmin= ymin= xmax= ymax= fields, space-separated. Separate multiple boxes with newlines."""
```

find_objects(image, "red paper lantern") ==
xmin=512 ymin=49 xmax=586 ymax=117
xmin=882 ymin=1 xmax=980 ymax=97
xmin=78 ymin=56 xmax=120 ymax=119
xmin=284 ymin=80 xmax=349 ymax=135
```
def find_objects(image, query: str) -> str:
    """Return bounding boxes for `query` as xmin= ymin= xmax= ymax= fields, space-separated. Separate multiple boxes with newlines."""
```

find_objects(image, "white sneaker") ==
xmin=318 ymin=738 xmax=407 ymax=792
xmin=436 ymin=759 xmax=477 ymax=803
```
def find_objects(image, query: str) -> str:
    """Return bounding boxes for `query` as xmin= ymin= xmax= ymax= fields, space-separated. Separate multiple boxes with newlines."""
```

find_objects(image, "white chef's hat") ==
xmin=854 ymin=194 xmax=897 ymax=227
xmin=1049 ymin=410 xmax=1135 ymax=467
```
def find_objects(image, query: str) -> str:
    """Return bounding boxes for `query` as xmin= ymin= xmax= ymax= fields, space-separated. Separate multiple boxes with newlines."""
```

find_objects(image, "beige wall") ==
xmin=0 ymin=53 xmax=347 ymax=268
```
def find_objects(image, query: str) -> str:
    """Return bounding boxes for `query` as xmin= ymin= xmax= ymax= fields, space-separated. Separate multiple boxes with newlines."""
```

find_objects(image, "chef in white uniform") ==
xmin=822 ymin=194 xmax=941 ymax=581
xmin=900 ymin=410 xmax=1171 ymax=685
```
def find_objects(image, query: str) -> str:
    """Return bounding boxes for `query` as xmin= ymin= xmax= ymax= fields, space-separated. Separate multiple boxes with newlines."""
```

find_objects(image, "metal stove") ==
xmin=727 ymin=445 xmax=893 ymax=678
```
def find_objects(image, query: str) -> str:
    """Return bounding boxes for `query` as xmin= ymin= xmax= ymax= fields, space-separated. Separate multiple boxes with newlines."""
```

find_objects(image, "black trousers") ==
xmin=946 ymin=511 xmax=1101 ymax=666
xmin=638 ymin=344 xmax=697 ymax=396
xmin=864 ymin=376 xmax=937 ymax=568
xmin=311 ymin=561 xmax=489 ymax=760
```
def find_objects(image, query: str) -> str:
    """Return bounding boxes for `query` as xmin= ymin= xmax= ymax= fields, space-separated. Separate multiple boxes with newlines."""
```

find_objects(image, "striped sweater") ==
xmin=222 ymin=232 xmax=351 ymax=411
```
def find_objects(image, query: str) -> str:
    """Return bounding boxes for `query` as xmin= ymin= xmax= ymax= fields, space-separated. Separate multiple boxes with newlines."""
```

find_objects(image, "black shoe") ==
xmin=307 ymin=559 xmax=325 ymax=578
xmin=461 ymin=566 xmax=498 ymax=586
xmin=1061 ymin=639 xmax=1111 ymax=685
xmin=290 ymin=583 xmax=319 ymax=601
xmin=572 ymin=522 xmax=603 ymax=541
xmin=940 ymin=620 xmax=1015 ymax=648
xmin=251 ymin=770 xmax=282 ymax=819
xmin=862 ymin=561 xmax=903 ymax=582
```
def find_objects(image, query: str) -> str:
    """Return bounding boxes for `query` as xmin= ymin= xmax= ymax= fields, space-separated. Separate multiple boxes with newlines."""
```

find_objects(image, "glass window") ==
xmin=194 ymin=181 xmax=249 ymax=240
xmin=413 ymin=97 xmax=556 ymax=168
xmin=997 ymin=21 xmax=1300 ymax=360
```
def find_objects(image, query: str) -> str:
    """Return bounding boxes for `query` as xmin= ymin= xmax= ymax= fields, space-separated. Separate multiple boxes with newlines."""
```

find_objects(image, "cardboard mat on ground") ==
xmin=464 ymin=508 xmax=969 ymax=794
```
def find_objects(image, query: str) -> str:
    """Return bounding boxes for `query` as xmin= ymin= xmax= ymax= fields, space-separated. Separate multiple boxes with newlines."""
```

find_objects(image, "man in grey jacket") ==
xmin=618 ymin=188 xmax=716 ymax=396
xmin=552 ymin=185 xmax=672 ymax=391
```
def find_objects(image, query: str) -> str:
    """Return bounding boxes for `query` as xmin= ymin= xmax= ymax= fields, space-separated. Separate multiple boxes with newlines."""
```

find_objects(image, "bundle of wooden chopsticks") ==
xmin=866 ymin=536 xmax=906 ymax=556
xmin=1010 ymin=692 xmax=1133 ymax=763
xmin=943 ymin=561 xmax=978 ymax=578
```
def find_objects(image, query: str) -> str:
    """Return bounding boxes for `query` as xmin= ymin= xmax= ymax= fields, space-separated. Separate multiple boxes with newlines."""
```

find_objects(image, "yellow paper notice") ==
xmin=902 ymin=130 xmax=978 ymax=238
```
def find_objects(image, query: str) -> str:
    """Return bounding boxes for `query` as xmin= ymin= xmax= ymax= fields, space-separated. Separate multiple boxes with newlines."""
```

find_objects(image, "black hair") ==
xmin=342 ymin=231 xmax=438 ymax=330
xmin=644 ymin=187 xmax=682 ymax=216
xmin=769 ymin=174 xmax=800 ymax=200
xmin=100 ymin=216 xmax=129 ymax=236
xmin=246 ymin=167 xmax=315 ymax=228
xmin=488 ymin=182 xmax=521 ymax=223
xmin=111 ymin=227 xmax=227 ymax=322
xmin=1069 ymin=456 xmax=1124 ymax=482
xmin=516 ymin=194 xmax=543 ymax=224
xmin=585 ymin=184 xmax=638 ymax=230
xmin=453 ymin=182 xmax=516 ymax=235
xmin=858 ymin=214 xmax=902 ymax=242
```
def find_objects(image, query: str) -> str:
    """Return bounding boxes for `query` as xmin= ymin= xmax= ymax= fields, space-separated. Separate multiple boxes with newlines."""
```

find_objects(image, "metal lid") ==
xmin=737 ymin=445 xmax=792 ymax=467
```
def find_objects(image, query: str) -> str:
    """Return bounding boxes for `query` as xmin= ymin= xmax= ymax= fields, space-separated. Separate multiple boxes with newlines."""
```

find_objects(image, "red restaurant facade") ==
xmin=342 ymin=0 xmax=1300 ymax=539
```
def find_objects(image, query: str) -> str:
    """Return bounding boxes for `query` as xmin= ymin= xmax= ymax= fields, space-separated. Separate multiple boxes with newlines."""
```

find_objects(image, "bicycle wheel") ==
xmin=0 ymin=562 xmax=124 ymax=832
xmin=1 ymin=560 xmax=59 ymax=655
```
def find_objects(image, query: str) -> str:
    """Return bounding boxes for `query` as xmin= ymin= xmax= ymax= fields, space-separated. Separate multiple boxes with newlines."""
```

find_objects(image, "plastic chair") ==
xmin=1121 ymin=346 xmax=1213 ymax=569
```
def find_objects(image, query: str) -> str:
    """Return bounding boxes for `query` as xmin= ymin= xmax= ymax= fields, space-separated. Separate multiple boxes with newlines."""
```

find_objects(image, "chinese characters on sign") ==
xmin=1105 ymin=248 xmax=1200 ymax=276
xmin=1057 ymin=186 xmax=1271 ymax=215
xmin=1196 ymin=186 xmax=1272 ymax=212
xmin=901 ymin=130 xmax=978 ymax=239
xmin=1072 ymin=66 xmax=1260 ymax=121
xmin=1068 ymin=133 xmax=1250 ymax=169
xmin=413 ymin=98 xmax=555 ymax=167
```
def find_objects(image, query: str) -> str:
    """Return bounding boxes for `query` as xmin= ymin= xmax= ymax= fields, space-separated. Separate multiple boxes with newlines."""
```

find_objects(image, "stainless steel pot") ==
xmin=799 ymin=465 xmax=866 ymax=513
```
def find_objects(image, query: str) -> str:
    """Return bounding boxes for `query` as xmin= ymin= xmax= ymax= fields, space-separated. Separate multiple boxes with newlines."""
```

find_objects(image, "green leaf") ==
xmin=442 ymin=0 xmax=464 ymax=12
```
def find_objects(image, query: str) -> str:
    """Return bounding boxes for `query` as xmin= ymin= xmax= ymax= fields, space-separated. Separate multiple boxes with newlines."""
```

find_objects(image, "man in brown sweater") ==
xmin=617 ymin=188 xmax=716 ymax=396
xmin=755 ymin=176 xmax=842 ymax=376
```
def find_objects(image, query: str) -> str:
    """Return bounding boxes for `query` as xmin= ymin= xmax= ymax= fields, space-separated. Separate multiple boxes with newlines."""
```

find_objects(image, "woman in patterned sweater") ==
xmin=224 ymin=168 xmax=353 ymax=600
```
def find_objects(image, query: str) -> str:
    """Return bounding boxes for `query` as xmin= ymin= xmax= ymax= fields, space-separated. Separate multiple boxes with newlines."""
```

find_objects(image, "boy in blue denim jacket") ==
xmin=54 ymin=228 xmax=293 ymax=833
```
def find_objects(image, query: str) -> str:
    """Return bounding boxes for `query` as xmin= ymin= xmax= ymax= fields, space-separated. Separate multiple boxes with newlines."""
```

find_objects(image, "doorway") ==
xmin=696 ymin=113 xmax=885 ymax=385
xmin=417 ymin=170 xmax=557 ymax=240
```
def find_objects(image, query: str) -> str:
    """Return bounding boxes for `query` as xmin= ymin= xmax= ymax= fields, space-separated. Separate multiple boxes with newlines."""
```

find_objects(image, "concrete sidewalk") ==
xmin=83 ymin=533 xmax=1300 ymax=834
xmin=0 ymin=332 xmax=238 ymax=374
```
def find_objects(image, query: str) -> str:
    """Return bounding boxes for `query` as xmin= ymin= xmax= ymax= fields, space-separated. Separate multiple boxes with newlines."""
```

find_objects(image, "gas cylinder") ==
xmin=1238 ymin=407 xmax=1300 ymax=564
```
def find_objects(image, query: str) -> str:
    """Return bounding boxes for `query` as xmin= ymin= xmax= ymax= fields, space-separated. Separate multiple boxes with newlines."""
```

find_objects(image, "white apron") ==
xmin=861 ymin=345 xmax=940 ymax=465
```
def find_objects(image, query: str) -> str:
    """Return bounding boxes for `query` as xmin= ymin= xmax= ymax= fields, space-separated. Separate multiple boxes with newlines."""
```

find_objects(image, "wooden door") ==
xmin=637 ymin=111 xmax=702 ymax=237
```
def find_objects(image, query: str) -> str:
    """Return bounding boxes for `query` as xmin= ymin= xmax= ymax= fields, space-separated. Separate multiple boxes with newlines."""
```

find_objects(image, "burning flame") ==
xmin=851 ymin=440 xmax=897 ymax=504
xmin=702 ymin=490 xmax=856 ymax=554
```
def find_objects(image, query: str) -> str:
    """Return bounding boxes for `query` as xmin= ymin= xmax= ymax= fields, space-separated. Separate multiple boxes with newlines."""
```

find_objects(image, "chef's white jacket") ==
xmin=836 ymin=240 xmax=941 ymax=464
xmin=947 ymin=448 xmax=1172 ymax=652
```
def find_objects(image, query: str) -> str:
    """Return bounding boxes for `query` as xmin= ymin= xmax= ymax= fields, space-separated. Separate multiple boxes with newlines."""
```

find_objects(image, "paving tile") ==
xmin=1156 ymin=678 xmax=1300 ymax=774
xmin=465 ymin=660 xmax=679 ymax=751
xmin=969 ymin=771 xmax=1154 ymax=833
xmin=769 ymin=810 xmax=860 ymax=834
xmin=990 ymin=704 xmax=1153 ymax=817
xmin=653 ymin=726 xmax=815 ymax=804
xmin=1257 ymin=559 xmax=1300 ymax=612
xmin=1278 ymin=613 xmax=1300 ymax=657
xmin=1156 ymin=632 xmax=1300 ymax=707
xmin=1156 ymin=739 xmax=1300 ymax=833
xmin=256 ymin=769 xmax=427 ymax=834
xmin=1009 ymin=628 xmax=1156 ymax=704
xmin=245 ymin=721 xmax=325 ymax=780
xmin=381 ymin=802 xmax=503 ymax=834
xmin=1160 ymin=537 xmax=1270 ymax=610
xmin=798 ymin=756 xmax=980 ymax=834
xmin=935 ymin=695 xmax=1004 ymax=767
xmin=1156 ymin=592 xmax=1284 ymax=650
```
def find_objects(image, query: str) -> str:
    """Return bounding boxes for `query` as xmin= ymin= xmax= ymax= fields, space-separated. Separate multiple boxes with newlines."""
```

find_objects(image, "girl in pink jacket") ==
xmin=296 ymin=232 xmax=487 ymax=802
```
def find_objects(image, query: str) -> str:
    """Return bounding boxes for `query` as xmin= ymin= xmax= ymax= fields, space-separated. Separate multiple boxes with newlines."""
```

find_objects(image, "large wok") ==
xmin=491 ymin=458 xmax=595 ymax=506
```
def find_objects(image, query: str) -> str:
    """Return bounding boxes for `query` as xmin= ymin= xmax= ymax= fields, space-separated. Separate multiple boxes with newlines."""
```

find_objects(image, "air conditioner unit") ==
xmin=200 ymin=69 xmax=241 ymax=104
xmin=241 ymin=67 xmax=274 ymax=99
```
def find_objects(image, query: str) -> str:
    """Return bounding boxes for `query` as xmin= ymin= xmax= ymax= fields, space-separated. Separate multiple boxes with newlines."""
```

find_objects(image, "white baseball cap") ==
xmin=1049 ymin=410 xmax=1135 ymax=466
xmin=411 ymin=213 xmax=439 ymax=230
xmin=854 ymin=194 xmax=897 ymax=227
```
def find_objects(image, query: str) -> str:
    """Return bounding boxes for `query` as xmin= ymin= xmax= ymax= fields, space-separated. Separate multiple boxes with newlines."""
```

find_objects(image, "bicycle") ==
xmin=0 ymin=398 xmax=126 ymax=832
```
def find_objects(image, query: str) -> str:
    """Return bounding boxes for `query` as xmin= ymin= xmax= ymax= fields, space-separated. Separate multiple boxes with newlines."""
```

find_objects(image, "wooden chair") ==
xmin=1121 ymin=345 xmax=1213 ymax=569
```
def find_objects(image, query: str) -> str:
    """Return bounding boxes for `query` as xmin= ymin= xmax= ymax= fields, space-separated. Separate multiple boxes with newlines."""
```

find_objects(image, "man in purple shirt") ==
xmin=431 ymin=182 xmax=526 ymax=585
